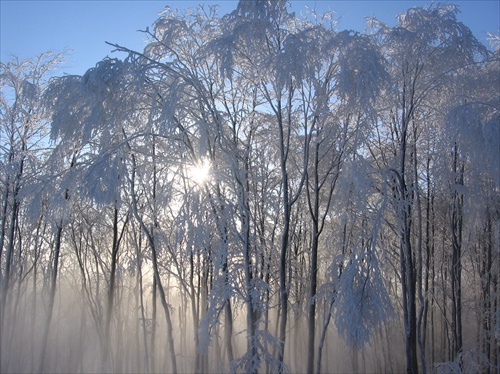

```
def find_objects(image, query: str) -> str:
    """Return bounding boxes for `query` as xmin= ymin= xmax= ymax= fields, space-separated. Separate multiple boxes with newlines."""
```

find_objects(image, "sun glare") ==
xmin=187 ymin=159 xmax=211 ymax=185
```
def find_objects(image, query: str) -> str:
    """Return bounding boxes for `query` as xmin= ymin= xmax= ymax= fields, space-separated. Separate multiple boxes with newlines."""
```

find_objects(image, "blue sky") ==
xmin=1 ymin=1 xmax=499 ymax=76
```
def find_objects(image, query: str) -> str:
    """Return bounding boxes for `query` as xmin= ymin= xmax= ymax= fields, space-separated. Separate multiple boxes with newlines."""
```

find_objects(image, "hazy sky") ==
xmin=1 ymin=0 xmax=499 ymax=76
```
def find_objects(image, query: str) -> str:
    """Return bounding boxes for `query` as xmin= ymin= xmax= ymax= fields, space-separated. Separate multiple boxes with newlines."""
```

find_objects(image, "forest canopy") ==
xmin=0 ymin=1 xmax=499 ymax=373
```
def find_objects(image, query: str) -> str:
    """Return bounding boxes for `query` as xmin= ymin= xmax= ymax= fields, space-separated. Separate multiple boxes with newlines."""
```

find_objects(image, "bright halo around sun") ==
xmin=187 ymin=158 xmax=211 ymax=185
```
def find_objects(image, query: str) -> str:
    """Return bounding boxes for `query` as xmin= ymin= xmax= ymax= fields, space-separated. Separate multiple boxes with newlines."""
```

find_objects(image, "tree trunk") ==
xmin=277 ymin=198 xmax=290 ymax=373
xmin=450 ymin=143 xmax=463 ymax=357
xmin=277 ymin=104 xmax=291 ymax=374
xmin=306 ymin=142 xmax=320 ymax=374
xmin=394 ymin=108 xmax=418 ymax=374
xmin=414 ymin=140 xmax=427 ymax=374
xmin=38 ymin=222 xmax=63 ymax=373
xmin=316 ymin=298 xmax=334 ymax=374
xmin=481 ymin=210 xmax=492 ymax=374
xmin=102 ymin=205 xmax=120 ymax=370
xmin=133 ymin=229 xmax=150 ymax=374
xmin=422 ymin=156 xmax=433 ymax=364
xmin=307 ymin=212 xmax=319 ymax=373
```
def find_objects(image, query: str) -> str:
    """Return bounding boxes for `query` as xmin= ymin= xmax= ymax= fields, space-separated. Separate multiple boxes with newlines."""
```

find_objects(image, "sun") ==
xmin=187 ymin=159 xmax=211 ymax=185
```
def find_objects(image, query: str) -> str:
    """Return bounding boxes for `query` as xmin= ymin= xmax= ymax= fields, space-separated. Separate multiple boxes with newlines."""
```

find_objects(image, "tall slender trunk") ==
xmin=422 ymin=156 xmax=432 ymax=362
xmin=152 ymin=229 xmax=177 ymax=372
xmin=306 ymin=134 xmax=336 ymax=374
xmin=103 ymin=205 xmax=127 ymax=370
xmin=493 ymin=268 xmax=499 ymax=370
xmin=200 ymin=254 xmax=210 ymax=374
xmin=316 ymin=298 xmax=334 ymax=374
xmin=395 ymin=105 xmax=418 ymax=374
xmin=222 ymin=251 xmax=234 ymax=370
xmin=133 ymin=229 xmax=150 ymax=374
xmin=223 ymin=279 xmax=234 ymax=365
xmin=189 ymin=249 xmax=200 ymax=373
xmin=481 ymin=210 xmax=492 ymax=374
xmin=414 ymin=139 xmax=427 ymax=374
xmin=277 ymin=171 xmax=290 ymax=374
xmin=277 ymin=101 xmax=291 ymax=374
xmin=38 ymin=222 xmax=63 ymax=373
xmin=217 ymin=188 xmax=234 ymax=370
xmin=29 ymin=211 xmax=45 ymax=371
xmin=277 ymin=84 xmax=310 ymax=373
xmin=243 ymin=205 xmax=257 ymax=373
xmin=430 ymin=197 xmax=436 ymax=365
xmin=306 ymin=141 xmax=320 ymax=374
xmin=263 ymin=245 xmax=272 ymax=374
xmin=450 ymin=143 xmax=463 ymax=357
xmin=307 ymin=226 xmax=319 ymax=374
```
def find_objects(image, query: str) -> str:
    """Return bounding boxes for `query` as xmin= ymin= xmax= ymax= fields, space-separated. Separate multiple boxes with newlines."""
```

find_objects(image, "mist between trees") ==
xmin=0 ymin=1 xmax=499 ymax=373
